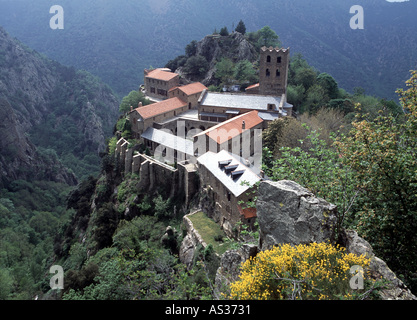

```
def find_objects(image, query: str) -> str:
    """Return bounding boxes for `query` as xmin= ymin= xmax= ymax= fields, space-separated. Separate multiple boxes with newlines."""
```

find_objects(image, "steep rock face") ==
xmin=0 ymin=26 xmax=119 ymax=184
xmin=0 ymin=98 xmax=77 ymax=186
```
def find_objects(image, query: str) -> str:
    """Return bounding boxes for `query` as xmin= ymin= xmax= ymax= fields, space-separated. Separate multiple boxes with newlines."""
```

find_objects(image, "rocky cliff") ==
xmin=0 ymin=26 xmax=119 ymax=185
xmin=0 ymin=97 xmax=76 ymax=185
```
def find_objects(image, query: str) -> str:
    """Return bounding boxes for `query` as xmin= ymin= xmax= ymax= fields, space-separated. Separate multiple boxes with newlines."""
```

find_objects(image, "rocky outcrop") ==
xmin=213 ymin=180 xmax=416 ymax=300
xmin=213 ymin=244 xmax=257 ymax=299
xmin=340 ymin=229 xmax=416 ymax=300
xmin=178 ymin=32 xmax=258 ymax=87
xmin=256 ymin=180 xmax=337 ymax=250
xmin=0 ymin=97 xmax=77 ymax=186
xmin=179 ymin=211 xmax=209 ymax=269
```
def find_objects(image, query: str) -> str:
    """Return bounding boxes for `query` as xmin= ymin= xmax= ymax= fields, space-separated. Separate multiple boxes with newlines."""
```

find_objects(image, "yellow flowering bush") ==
xmin=228 ymin=242 xmax=373 ymax=300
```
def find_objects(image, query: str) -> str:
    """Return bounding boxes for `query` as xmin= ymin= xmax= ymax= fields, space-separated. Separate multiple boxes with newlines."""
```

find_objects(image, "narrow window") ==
xmin=266 ymin=69 xmax=270 ymax=77
xmin=267 ymin=55 xmax=271 ymax=63
xmin=277 ymin=56 xmax=282 ymax=63
xmin=276 ymin=69 xmax=280 ymax=77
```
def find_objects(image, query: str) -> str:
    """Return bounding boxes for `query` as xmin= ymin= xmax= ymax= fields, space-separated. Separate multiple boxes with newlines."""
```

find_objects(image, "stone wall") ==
xmin=115 ymin=137 xmax=198 ymax=203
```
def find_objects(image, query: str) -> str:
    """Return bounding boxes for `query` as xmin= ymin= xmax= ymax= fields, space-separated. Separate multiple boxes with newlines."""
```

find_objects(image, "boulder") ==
xmin=213 ymin=244 xmax=258 ymax=299
xmin=256 ymin=180 xmax=337 ymax=250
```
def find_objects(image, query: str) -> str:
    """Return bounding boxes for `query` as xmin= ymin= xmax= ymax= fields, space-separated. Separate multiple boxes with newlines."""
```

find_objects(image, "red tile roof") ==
xmin=133 ymin=97 xmax=186 ymax=119
xmin=179 ymin=82 xmax=207 ymax=96
xmin=200 ymin=110 xmax=263 ymax=145
xmin=169 ymin=82 xmax=207 ymax=96
xmin=245 ymin=83 xmax=259 ymax=90
xmin=146 ymin=68 xmax=179 ymax=81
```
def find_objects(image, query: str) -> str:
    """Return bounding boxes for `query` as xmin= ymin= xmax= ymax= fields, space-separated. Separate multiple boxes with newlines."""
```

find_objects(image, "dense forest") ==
xmin=0 ymin=0 xmax=416 ymax=99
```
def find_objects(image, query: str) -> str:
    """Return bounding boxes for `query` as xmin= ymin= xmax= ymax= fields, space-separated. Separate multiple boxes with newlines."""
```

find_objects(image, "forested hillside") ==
xmin=0 ymin=0 xmax=416 ymax=99
xmin=0 ymin=26 xmax=119 ymax=299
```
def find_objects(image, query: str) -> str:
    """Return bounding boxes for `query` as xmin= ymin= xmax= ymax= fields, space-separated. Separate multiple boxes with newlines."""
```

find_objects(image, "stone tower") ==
xmin=258 ymin=46 xmax=290 ymax=96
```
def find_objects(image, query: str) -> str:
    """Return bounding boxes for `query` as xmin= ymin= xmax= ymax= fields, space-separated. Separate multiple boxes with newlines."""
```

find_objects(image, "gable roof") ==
xmin=195 ymin=110 xmax=263 ymax=145
xmin=146 ymin=68 xmax=179 ymax=81
xmin=200 ymin=91 xmax=293 ymax=111
xmin=197 ymin=150 xmax=262 ymax=197
xmin=178 ymin=82 xmax=207 ymax=96
xmin=132 ymin=97 xmax=186 ymax=119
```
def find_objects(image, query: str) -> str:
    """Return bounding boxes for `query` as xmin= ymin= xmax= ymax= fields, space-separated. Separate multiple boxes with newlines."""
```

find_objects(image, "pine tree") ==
xmin=235 ymin=20 xmax=246 ymax=35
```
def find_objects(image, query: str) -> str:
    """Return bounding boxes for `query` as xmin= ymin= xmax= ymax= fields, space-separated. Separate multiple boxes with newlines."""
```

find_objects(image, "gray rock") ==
xmin=213 ymin=244 xmax=258 ymax=299
xmin=256 ymin=180 xmax=337 ymax=250
xmin=341 ymin=229 xmax=416 ymax=300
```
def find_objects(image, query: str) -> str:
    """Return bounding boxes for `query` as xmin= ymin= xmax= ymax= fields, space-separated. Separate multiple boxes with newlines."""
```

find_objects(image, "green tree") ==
xmin=183 ymin=55 xmax=209 ymax=77
xmin=0 ymin=268 xmax=13 ymax=300
xmin=235 ymin=20 xmax=246 ymax=35
xmin=233 ymin=60 xmax=257 ymax=84
xmin=219 ymin=26 xmax=229 ymax=36
xmin=317 ymin=73 xmax=339 ymax=99
xmin=294 ymin=67 xmax=317 ymax=90
xmin=257 ymin=26 xmax=280 ymax=48
xmin=215 ymin=58 xmax=235 ymax=85
xmin=304 ymin=84 xmax=329 ymax=114
xmin=334 ymin=71 xmax=417 ymax=291
xmin=185 ymin=40 xmax=198 ymax=57
xmin=153 ymin=194 xmax=171 ymax=219
xmin=119 ymin=90 xmax=151 ymax=114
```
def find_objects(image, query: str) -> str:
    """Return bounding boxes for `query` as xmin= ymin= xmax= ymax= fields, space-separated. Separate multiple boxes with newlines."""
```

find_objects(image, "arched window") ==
xmin=267 ymin=55 xmax=271 ymax=63
xmin=266 ymin=69 xmax=270 ymax=77
xmin=276 ymin=69 xmax=280 ymax=77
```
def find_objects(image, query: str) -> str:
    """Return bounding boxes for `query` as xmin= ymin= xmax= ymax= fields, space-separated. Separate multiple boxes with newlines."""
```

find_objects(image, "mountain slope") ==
xmin=0 ymin=26 xmax=119 ymax=183
xmin=0 ymin=0 xmax=416 ymax=100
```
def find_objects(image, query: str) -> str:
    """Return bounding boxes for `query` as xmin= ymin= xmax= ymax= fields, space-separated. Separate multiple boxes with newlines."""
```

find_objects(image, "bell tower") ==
xmin=258 ymin=46 xmax=290 ymax=96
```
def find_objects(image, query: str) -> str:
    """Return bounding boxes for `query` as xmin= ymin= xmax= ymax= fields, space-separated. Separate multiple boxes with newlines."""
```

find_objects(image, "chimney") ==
xmin=242 ymin=120 xmax=245 ymax=130
xmin=138 ymin=102 xmax=143 ymax=108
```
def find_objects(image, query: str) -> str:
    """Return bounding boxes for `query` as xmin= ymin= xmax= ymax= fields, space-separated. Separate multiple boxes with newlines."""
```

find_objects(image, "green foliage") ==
xmin=220 ymin=26 xmax=229 ymax=36
xmin=215 ymin=58 xmax=235 ymax=85
xmin=233 ymin=60 xmax=257 ymax=84
xmin=183 ymin=55 xmax=209 ymax=77
xmin=153 ymin=194 xmax=172 ymax=219
xmin=107 ymin=136 xmax=118 ymax=155
xmin=113 ymin=216 xmax=166 ymax=251
xmin=264 ymin=71 xmax=417 ymax=294
xmin=334 ymin=71 xmax=417 ymax=291
xmin=256 ymin=26 xmax=280 ymax=49
xmin=185 ymin=40 xmax=198 ymax=58
xmin=0 ymin=180 xmax=73 ymax=299
xmin=264 ymin=128 xmax=357 ymax=238
xmin=235 ymin=20 xmax=246 ymax=35
xmin=317 ymin=72 xmax=339 ymax=100
xmin=119 ymin=90 xmax=151 ymax=114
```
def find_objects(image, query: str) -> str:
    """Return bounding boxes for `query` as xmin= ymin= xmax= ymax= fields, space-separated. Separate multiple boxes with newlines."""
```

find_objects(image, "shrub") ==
xmin=228 ymin=242 xmax=374 ymax=300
